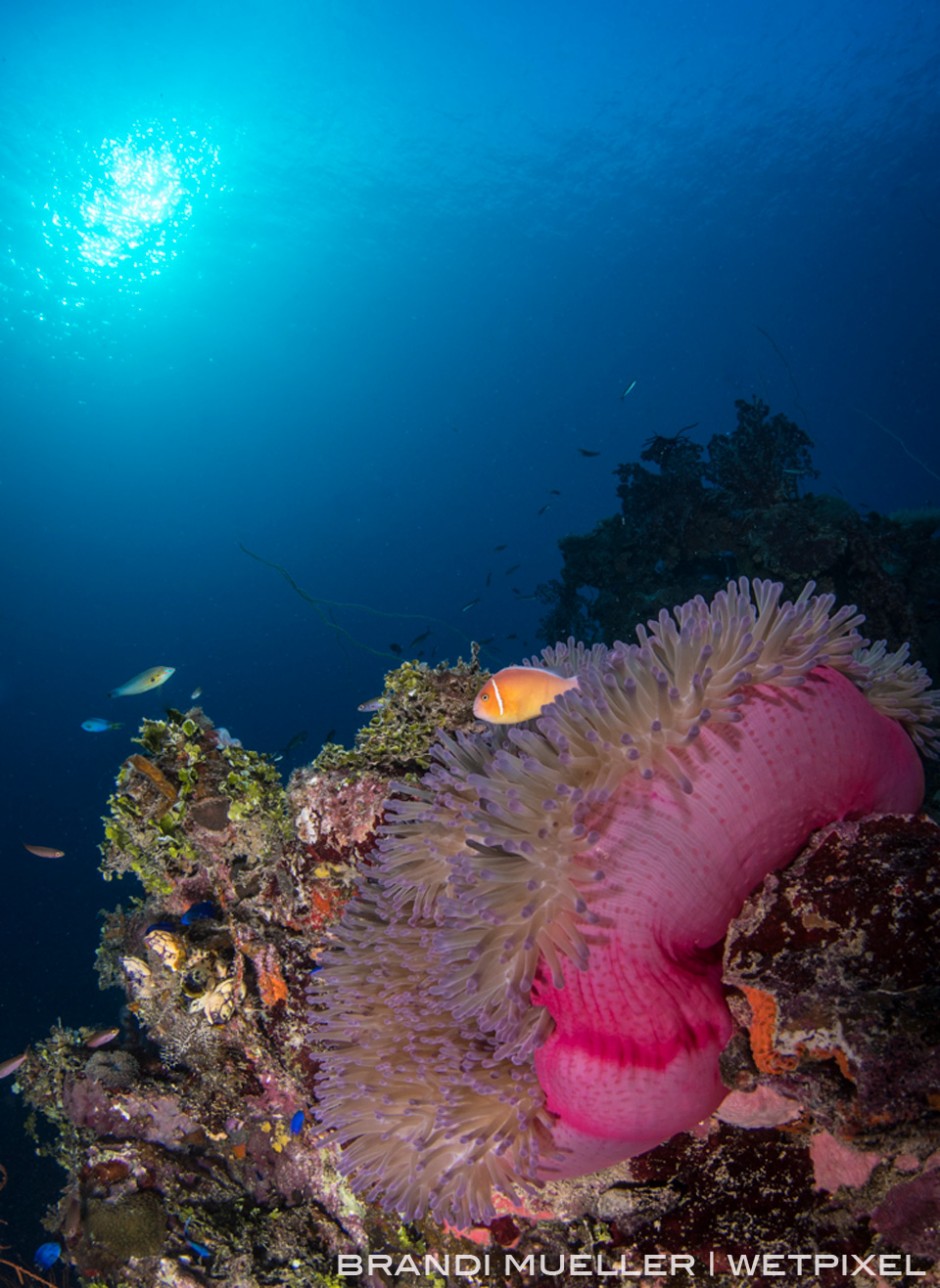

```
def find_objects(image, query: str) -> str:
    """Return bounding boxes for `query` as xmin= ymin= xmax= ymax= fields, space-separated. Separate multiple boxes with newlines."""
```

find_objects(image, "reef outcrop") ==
xmin=313 ymin=580 xmax=937 ymax=1227
xmin=4 ymin=582 xmax=940 ymax=1285
xmin=538 ymin=398 xmax=940 ymax=690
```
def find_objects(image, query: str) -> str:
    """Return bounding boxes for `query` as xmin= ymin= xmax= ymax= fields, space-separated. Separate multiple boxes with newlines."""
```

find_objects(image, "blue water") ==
xmin=1 ymin=0 xmax=938 ymax=1259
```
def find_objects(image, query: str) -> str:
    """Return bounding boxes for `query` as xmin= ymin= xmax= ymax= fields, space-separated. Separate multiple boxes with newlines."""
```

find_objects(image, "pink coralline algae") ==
xmin=314 ymin=579 xmax=939 ymax=1226
xmin=289 ymin=769 xmax=389 ymax=865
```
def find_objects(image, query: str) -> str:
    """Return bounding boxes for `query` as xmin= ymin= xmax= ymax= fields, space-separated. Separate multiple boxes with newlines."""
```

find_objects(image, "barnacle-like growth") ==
xmin=313 ymin=580 xmax=939 ymax=1227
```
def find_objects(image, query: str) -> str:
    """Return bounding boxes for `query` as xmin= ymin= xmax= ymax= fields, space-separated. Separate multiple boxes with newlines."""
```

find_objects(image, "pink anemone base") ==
xmin=531 ymin=666 xmax=924 ymax=1176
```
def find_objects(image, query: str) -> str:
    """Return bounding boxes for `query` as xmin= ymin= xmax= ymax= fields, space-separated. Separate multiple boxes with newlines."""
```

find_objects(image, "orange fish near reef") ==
xmin=23 ymin=843 xmax=65 ymax=859
xmin=473 ymin=666 xmax=579 ymax=724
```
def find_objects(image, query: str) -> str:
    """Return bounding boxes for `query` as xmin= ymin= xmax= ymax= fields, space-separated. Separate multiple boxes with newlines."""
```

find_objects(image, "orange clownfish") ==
xmin=473 ymin=666 xmax=579 ymax=724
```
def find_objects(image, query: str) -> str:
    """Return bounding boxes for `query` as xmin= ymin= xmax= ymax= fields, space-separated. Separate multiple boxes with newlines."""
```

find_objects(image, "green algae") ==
xmin=220 ymin=743 xmax=285 ymax=824
xmin=99 ymin=709 xmax=289 ymax=893
xmin=311 ymin=654 xmax=486 ymax=779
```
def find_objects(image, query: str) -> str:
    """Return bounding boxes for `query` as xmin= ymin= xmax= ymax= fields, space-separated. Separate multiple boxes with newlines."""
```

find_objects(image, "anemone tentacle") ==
xmin=313 ymin=579 xmax=938 ymax=1226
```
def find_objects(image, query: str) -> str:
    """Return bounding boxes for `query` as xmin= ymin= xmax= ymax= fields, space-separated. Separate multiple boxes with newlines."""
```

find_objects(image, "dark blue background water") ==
xmin=2 ymin=0 xmax=938 ymax=1261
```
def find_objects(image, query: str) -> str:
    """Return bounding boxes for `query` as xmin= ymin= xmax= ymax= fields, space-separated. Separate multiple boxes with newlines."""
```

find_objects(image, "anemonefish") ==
xmin=473 ymin=666 xmax=579 ymax=724
xmin=110 ymin=666 xmax=176 ymax=698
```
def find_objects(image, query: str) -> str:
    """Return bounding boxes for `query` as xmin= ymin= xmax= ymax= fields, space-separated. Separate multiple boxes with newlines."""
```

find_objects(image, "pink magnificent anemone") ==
xmin=312 ymin=579 xmax=939 ymax=1227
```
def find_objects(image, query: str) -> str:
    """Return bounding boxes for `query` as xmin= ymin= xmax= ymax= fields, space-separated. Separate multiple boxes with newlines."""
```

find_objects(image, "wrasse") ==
xmin=82 ymin=717 xmax=122 ymax=732
xmin=473 ymin=666 xmax=579 ymax=724
xmin=278 ymin=730 xmax=308 ymax=757
xmin=0 ymin=1052 xmax=27 ymax=1079
xmin=110 ymin=665 xmax=175 ymax=697
xmin=23 ymin=843 xmax=65 ymax=858
xmin=84 ymin=1027 xmax=120 ymax=1049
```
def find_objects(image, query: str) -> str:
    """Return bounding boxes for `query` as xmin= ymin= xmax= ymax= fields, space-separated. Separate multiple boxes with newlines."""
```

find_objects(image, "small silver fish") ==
xmin=620 ymin=379 xmax=637 ymax=399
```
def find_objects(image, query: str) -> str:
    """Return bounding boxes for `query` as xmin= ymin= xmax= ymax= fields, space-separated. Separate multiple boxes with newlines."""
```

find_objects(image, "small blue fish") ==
xmin=82 ymin=717 xmax=123 ymax=732
xmin=34 ymin=1242 xmax=61 ymax=1270
xmin=181 ymin=900 xmax=219 ymax=926
xmin=289 ymin=1109 xmax=305 ymax=1135
xmin=183 ymin=1218 xmax=211 ymax=1260
xmin=110 ymin=666 xmax=175 ymax=698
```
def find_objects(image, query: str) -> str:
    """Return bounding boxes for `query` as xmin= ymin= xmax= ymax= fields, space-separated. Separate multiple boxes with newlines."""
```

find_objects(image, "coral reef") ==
xmin=310 ymin=653 xmax=485 ymax=778
xmin=539 ymin=399 xmax=940 ymax=688
xmin=313 ymin=580 xmax=937 ymax=1227
xmin=5 ymin=617 xmax=940 ymax=1285
xmin=716 ymin=813 xmax=940 ymax=1269
xmin=13 ymin=706 xmax=390 ymax=1286
xmin=724 ymin=814 xmax=940 ymax=1138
